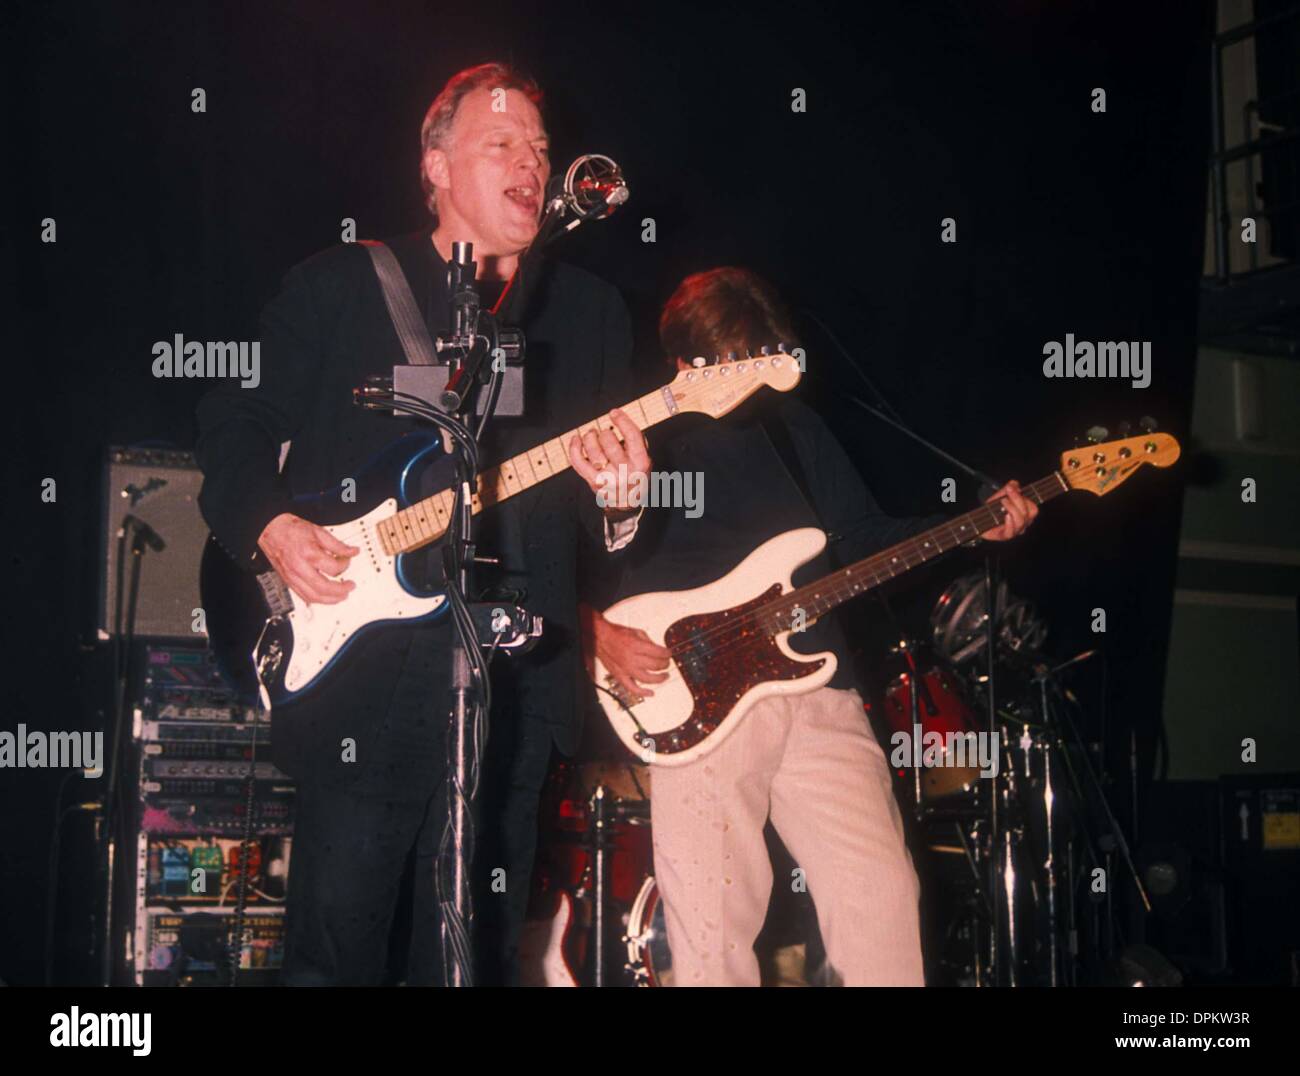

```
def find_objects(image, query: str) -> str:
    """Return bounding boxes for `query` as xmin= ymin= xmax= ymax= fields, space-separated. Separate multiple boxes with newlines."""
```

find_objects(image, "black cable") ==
xmin=798 ymin=307 xmax=1003 ymax=491
xmin=44 ymin=771 xmax=84 ymax=986
xmin=226 ymin=712 xmax=260 ymax=987
xmin=799 ymin=307 xmax=908 ymax=425
xmin=435 ymin=564 xmax=488 ymax=980
xmin=386 ymin=393 xmax=480 ymax=472
xmin=435 ymin=507 xmax=492 ymax=937
xmin=476 ymin=368 xmax=504 ymax=443
xmin=473 ymin=321 xmax=505 ymax=444
xmin=377 ymin=321 xmax=516 ymax=985
xmin=99 ymin=526 xmax=146 ymax=985
xmin=390 ymin=377 xmax=496 ymax=986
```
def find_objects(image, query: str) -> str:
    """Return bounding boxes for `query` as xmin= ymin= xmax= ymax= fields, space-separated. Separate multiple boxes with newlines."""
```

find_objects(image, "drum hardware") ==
xmin=920 ymin=801 xmax=987 ymax=824
xmin=931 ymin=571 xmax=1048 ymax=667
xmin=572 ymin=782 xmax=641 ymax=987
xmin=582 ymin=778 xmax=664 ymax=987
xmin=623 ymin=876 xmax=672 ymax=987
xmin=575 ymin=760 xmax=651 ymax=807
xmin=896 ymin=578 xmax=1154 ymax=987
xmin=591 ymin=786 xmax=609 ymax=988
xmin=527 ymin=759 xmax=662 ymax=986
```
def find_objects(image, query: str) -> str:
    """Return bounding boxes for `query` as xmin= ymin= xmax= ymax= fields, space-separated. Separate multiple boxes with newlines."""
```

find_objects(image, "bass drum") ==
xmin=624 ymin=876 xmax=673 ymax=987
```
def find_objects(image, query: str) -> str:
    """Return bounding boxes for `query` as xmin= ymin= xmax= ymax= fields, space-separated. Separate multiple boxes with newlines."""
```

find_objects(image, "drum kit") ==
xmin=521 ymin=567 xmax=1144 ymax=987
xmin=520 ymin=758 xmax=670 ymax=987
xmin=879 ymin=569 xmax=1146 ymax=987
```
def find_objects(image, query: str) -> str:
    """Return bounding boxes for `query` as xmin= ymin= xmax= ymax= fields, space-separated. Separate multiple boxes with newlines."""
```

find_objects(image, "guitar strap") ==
xmin=359 ymin=240 xmax=438 ymax=366
xmin=361 ymin=239 xmax=461 ymax=463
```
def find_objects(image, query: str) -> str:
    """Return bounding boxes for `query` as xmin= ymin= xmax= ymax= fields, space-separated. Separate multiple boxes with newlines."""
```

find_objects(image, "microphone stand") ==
xmin=437 ymin=233 xmax=542 ymax=986
xmin=344 ymin=162 xmax=623 ymax=987
xmin=433 ymin=166 xmax=621 ymax=985
xmin=99 ymin=520 xmax=150 ymax=986
xmin=445 ymin=465 xmax=475 ymax=988
xmin=440 ymin=241 xmax=491 ymax=988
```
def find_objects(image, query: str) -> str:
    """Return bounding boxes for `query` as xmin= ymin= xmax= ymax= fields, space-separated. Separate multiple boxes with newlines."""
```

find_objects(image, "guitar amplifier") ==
xmin=1220 ymin=773 xmax=1300 ymax=985
xmin=99 ymin=447 xmax=209 ymax=640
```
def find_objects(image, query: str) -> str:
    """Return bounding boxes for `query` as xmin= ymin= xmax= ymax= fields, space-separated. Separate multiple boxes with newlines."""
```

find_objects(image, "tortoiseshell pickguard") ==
xmin=654 ymin=584 xmax=827 ymax=756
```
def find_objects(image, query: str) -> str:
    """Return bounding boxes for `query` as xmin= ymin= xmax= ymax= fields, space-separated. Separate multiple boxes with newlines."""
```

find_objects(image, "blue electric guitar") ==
xmin=199 ymin=351 xmax=803 ymax=706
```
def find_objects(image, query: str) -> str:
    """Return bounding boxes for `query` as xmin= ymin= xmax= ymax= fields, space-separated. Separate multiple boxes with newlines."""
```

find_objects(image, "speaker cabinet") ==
xmin=99 ymin=447 xmax=208 ymax=640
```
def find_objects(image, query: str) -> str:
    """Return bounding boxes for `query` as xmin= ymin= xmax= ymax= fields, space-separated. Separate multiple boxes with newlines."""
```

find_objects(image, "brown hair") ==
xmin=658 ymin=267 xmax=797 ymax=365
xmin=419 ymin=62 xmax=544 ymax=220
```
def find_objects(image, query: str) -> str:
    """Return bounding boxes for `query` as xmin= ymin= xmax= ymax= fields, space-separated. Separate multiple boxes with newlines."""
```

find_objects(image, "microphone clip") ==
xmin=537 ymin=153 xmax=630 ymax=245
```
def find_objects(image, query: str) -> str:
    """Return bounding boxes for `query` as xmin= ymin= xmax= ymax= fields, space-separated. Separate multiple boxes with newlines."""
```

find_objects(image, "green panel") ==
xmin=1180 ymin=457 xmax=1300 ymax=548
xmin=1183 ymin=348 xmax=1300 ymax=547
xmin=1163 ymin=599 xmax=1300 ymax=780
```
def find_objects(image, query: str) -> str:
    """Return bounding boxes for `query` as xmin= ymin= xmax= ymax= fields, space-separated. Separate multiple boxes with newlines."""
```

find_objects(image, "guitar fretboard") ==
xmin=375 ymin=390 xmax=670 ymax=556
xmin=760 ymin=473 xmax=1068 ymax=633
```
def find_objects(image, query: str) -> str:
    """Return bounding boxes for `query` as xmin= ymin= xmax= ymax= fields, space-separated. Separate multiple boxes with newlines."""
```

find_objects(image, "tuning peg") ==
xmin=759 ymin=345 xmax=771 ymax=356
xmin=691 ymin=356 xmax=707 ymax=368
xmin=1139 ymin=416 xmax=1158 ymax=433
xmin=776 ymin=341 xmax=789 ymax=355
xmin=1116 ymin=420 xmax=1132 ymax=438
xmin=1085 ymin=425 xmax=1109 ymax=444
xmin=725 ymin=350 xmax=738 ymax=363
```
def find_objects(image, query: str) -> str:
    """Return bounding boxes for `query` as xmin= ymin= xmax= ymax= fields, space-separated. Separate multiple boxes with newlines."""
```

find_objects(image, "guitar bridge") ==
xmin=604 ymin=674 xmax=642 ymax=709
xmin=256 ymin=571 xmax=294 ymax=618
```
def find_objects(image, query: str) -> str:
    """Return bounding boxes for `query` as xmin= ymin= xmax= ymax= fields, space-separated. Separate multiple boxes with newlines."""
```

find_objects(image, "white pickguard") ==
xmin=281 ymin=499 xmax=447 ymax=694
xmin=594 ymin=527 xmax=837 ymax=767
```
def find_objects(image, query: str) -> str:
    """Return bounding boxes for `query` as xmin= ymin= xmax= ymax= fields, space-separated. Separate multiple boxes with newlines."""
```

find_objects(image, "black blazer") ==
xmin=195 ymin=231 xmax=634 ymax=794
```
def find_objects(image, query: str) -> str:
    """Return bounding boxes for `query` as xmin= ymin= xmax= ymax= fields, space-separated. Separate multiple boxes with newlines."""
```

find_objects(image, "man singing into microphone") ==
xmin=196 ymin=62 xmax=648 ymax=986
xmin=581 ymin=268 xmax=1037 ymax=986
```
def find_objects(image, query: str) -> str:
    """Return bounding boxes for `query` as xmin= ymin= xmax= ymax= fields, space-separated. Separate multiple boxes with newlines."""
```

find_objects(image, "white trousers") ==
xmin=649 ymin=686 xmax=925 ymax=986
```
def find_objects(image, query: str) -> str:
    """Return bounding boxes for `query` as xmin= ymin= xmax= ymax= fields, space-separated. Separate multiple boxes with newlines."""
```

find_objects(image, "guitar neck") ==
xmin=376 ymin=385 xmax=676 ymax=556
xmin=760 ymin=472 xmax=1069 ymax=633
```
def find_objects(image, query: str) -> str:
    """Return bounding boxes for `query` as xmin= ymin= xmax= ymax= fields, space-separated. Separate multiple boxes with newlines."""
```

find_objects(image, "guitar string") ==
xmin=608 ymin=444 xmax=1170 ymax=712
xmin=650 ymin=475 xmax=1065 ymax=667
xmin=288 ymin=372 xmax=1148 ymax=662
xmin=269 ymin=363 xmax=794 ymax=624
xmin=658 ymin=480 xmax=1058 ymax=663
xmin=321 ymin=365 xmax=788 ymax=555
xmin=326 ymin=471 xmax=1053 ymax=661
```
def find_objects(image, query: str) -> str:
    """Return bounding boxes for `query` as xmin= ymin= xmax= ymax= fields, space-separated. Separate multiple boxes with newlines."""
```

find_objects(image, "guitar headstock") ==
xmin=1059 ymin=431 xmax=1181 ymax=496
xmin=667 ymin=345 xmax=803 ymax=419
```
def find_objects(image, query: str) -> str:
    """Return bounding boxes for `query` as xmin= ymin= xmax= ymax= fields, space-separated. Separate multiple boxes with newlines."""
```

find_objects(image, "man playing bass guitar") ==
xmin=580 ymin=268 xmax=1037 ymax=986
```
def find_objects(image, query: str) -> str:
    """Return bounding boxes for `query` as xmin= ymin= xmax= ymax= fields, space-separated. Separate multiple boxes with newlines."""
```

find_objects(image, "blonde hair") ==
xmin=418 ymin=63 xmax=543 ymax=220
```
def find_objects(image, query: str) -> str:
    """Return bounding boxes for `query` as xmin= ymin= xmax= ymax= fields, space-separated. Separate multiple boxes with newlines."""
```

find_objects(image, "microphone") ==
xmin=541 ymin=154 xmax=629 ymax=231
xmin=500 ymin=154 xmax=630 ymax=330
xmin=566 ymin=153 xmax=628 ymax=219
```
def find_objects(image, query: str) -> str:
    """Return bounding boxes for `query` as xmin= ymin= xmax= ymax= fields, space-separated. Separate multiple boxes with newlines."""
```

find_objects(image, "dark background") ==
xmin=6 ymin=0 xmax=1212 ymax=985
